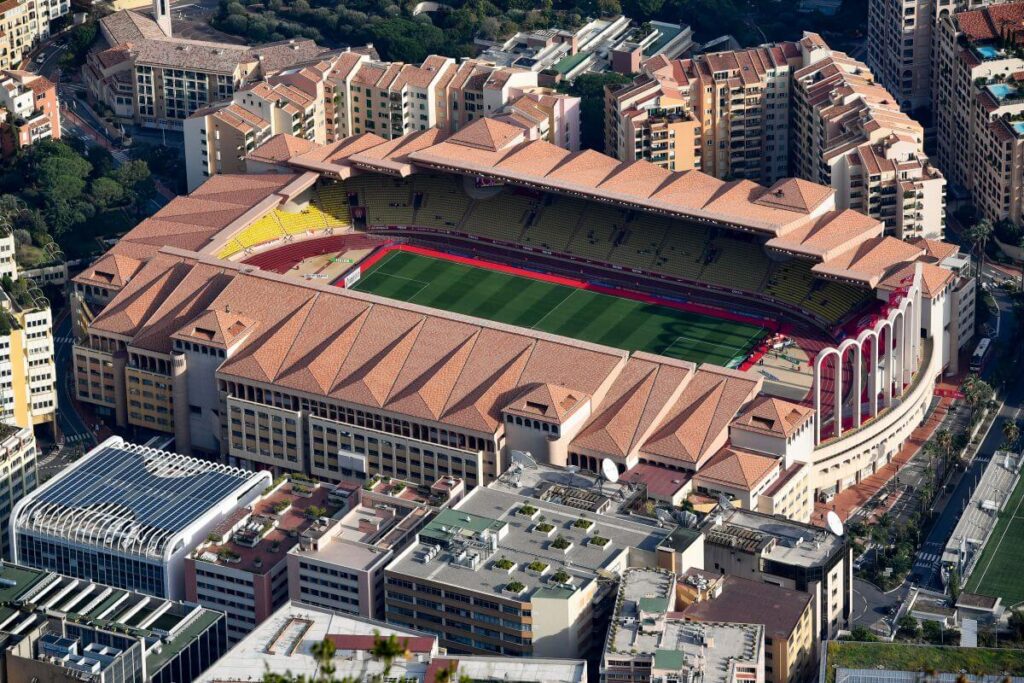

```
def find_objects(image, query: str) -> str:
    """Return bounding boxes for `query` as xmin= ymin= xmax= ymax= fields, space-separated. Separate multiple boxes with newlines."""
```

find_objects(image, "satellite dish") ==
xmin=511 ymin=450 xmax=538 ymax=469
xmin=717 ymin=493 xmax=733 ymax=510
xmin=826 ymin=511 xmax=845 ymax=537
xmin=601 ymin=458 xmax=620 ymax=484
xmin=655 ymin=508 xmax=674 ymax=526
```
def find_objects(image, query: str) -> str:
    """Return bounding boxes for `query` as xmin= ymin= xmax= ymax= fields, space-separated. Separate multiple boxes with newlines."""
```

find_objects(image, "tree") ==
xmin=369 ymin=631 xmax=408 ymax=678
xmin=557 ymin=72 xmax=632 ymax=151
xmin=897 ymin=614 xmax=921 ymax=640
xmin=847 ymin=625 xmax=879 ymax=642
xmin=969 ymin=217 xmax=994 ymax=278
xmin=963 ymin=376 xmax=994 ymax=426
xmin=91 ymin=177 xmax=125 ymax=209
xmin=934 ymin=429 xmax=954 ymax=479
xmin=922 ymin=619 xmax=945 ymax=644
xmin=1003 ymin=419 xmax=1021 ymax=452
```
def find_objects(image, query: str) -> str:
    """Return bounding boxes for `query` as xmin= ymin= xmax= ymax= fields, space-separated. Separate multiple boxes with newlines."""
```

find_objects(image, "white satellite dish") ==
xmin=511 ymin=450 xmax=538 ymax=469
xmin=601 ymin=458 xmax=620 ymax=484
xmin=826 ymin=511 xmax=845 ymax=537
xmin=717 ymin=493 xmax=733 ymax=510
xmin=655 ymin=508 xmax=674 ymax=526
xmin=566 ymin=464 xmax=580 ymax=486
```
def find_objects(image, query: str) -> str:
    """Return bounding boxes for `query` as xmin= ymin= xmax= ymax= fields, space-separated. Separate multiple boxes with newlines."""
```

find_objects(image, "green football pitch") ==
xmin=351 ymin=250 xmax=768 ymax=367
xmin=965 ymin=470 xmax=1024 ymax=606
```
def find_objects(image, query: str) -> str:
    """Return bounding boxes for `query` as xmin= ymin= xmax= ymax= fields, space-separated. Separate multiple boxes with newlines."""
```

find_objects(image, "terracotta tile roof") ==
xmin=957 ymin=3 xmax=1024 ymax=44
xmin=766 ymin=210 xmax=883 ymax=260
xmin=640 ymin=366 xmax=761 ymax=466
xmin=813 ymin=235 xmax=925 ymax=287
xmin=446 ymin=117 xmax=524 ymax=152
xmin=878 ymin=262 xmax=954 ymax=298
xmin=911 ymin=237 xmax=959 ymax=262
xmin=247 ymin=133 xmax=317 ymax=164
xmin=754 ymin=178 xmax=833 ymax=213
xmin=692 ymin=446 xmax=779 ymax=490
xmin=504 ymin=383 xmax=590 ymax=424
xmin=92 ymin=250 xmax=628 ymax=433
xmin=74 ymin=253 xmax=144 ymax=289
xmin=620 ymin=462 xmax=692 ymax=499
xmin=571 ymin=354 xmax=693 ymax=458
xmin=731 ymin=396 xmax=813 ymax=438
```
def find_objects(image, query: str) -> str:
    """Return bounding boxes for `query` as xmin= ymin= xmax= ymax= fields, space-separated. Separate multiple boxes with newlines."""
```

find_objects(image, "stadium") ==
xmin=71 ymin=118 xmax=975 ymax=520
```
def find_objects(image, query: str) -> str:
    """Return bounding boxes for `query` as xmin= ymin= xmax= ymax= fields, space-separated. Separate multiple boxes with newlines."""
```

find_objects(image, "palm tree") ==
xmin=1003 ymin=419 xmax=1021 ymax=451
xmin=311 ymin=638 xmax=337 ymax=681
xmin=370 ymin=631 xmax=409 ymax=679
xmin=970 ymin=217 xmax=995 ymax=278
xmin=935 ymin=429 xmax=954 ymax=479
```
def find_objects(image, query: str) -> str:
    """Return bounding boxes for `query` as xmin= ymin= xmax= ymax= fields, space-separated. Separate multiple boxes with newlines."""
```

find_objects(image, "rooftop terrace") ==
xmin=699 ymin=506 xmax=844 ymax=565
xmin=388 ymin=487 xmax=670 ymax=602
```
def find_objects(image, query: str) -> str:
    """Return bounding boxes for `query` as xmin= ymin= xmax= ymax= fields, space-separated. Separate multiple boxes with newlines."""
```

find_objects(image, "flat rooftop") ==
xmin=0 ymin=563 xmax=222 ymax=673
xmin=196 ymin=601 xmax=588 ymax=682
xmin=388 ymin=487 xmax=670 ymax=602
xmin=14 ymin=437 xmax=267 ymax=560
xmin=288 ymin=504 xmax=400 ymax=572
xmin=700 ymin=507 xmax=844 ymax=565
xmin=196 ymin=480 xmax=345 ymax=574
xmin=488 ymin=462 xmax=634 ymax=514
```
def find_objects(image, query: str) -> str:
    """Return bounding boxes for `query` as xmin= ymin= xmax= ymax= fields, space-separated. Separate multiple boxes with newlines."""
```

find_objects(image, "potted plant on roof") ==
xmin=589 ymin=534 xmax=611 ymax=550
xmin=573 ymin=517 xmax=594 ymax=532
xmin=526 ymin=560 xmax=549 ymax=576
xmin=533 ymin=521 xmax=555 ymax=537
xmin=550 ymin=570 xmax=571 ymax=585
xmin=503 ymin=580 xmax=527 ymax=597
xmin=517 ymin=504 xmax=538 ymax=519
xmin=492 ymin=557 xmax=516 ymax=574
xmin=550 ymin=536 xmax=573 ymax=554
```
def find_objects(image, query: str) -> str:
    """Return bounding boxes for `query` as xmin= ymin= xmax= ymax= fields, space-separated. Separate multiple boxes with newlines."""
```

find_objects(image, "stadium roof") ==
xmin=13 ymin=437 xmax=267 ymax=560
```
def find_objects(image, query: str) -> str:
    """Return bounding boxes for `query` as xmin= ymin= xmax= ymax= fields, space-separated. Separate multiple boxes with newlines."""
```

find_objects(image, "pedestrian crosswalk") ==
xmin=112 ymin=150 xmax=130 ymax=164
xmin=61 ymin=433 xmax=93 ymax=444
xmin=54 ymin=335 xmax=75 ymax=345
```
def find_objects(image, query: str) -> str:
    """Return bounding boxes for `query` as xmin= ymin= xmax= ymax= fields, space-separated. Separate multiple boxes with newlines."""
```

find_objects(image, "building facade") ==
xmin=0 ymin=423 xmax=34 ymax=559
xmin=0 ymin=563 xmax=228 ymax=683
xmin=0 ymin=69 xmax=59 ymax=156
xmin=605 ymin=43 xmax=800 ymax=183
xmin=12 ymin=437 xmax=270 ymax=598
xmin=0 ymin=0 xmax=69 ymax=72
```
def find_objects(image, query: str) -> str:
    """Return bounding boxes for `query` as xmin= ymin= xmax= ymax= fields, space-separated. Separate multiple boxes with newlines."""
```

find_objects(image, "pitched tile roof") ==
xmin=692 ymin=447 xmax=779 ymax=490
xmin=731 ymin=397 xmax=813 ymax=438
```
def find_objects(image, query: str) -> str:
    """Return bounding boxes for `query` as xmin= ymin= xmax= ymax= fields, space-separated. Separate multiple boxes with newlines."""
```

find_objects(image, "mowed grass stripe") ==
xmin=352 ymin=252 xmax=766 ymax=365
xmin=966 ymin=471 xmax=1024 ymax=606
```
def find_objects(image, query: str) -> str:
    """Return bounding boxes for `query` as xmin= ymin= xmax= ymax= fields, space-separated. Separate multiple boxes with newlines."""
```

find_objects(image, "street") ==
xmin=53 ymin=314 xmax=94 ymax=449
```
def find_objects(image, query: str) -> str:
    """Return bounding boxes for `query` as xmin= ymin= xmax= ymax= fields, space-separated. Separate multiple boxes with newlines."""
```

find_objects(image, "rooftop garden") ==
xmin=551 ymin=536 xmax=572 ymax=550
xmin=551 ymin=570 xmax=571 ymax=584
xmin=573 ymin=518 xmax=593 ymax=529
xmin=590 ymin=535 xmax=610 ymax=547
xmin=535 ymin=522 xmax=555 ymax=533
xmin=504 ymin=581 xmax=525 ymax=593
xmin=825 ymin=642 xmax=1024 ymax=683
xmin=527 ymin=561 xmax=548 ymax=573
xmin=493 ymin=558 xmax=515 ymax=570
xmin=518 ymin=504 xmax=538 ymax=517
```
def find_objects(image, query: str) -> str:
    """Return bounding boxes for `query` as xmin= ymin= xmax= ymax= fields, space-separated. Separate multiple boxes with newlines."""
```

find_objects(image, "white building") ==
xmin=11 ymin=436 xmax=270 ymax=598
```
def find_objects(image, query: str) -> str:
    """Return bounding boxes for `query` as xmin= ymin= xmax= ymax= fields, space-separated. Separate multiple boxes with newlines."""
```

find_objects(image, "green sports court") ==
xmin=350 ymin=249 xmax=768 ymax=367
xmin=965 ymin=472 xmax=1024 ymax=606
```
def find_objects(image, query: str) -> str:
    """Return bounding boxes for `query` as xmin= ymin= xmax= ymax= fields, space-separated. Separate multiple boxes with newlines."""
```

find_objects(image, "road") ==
xmin=53 ymin=314 xmax=94 ymax=449
xmin=910 ymin=275 xmax=1020 ymax=591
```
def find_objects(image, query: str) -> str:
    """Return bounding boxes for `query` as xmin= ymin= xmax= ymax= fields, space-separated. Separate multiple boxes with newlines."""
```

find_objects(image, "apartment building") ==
xmin=604 ymin=43 xmax=800 ymax=183
xmin=287 ymin=475 xmax=460 ymax=620
xmin=0 ymin=563 xmax=228 ymax=683
xmin=186 ymin=476 xmax=352 ymax=641
xmin=600 ymin=567 xmax=765 ymax=683
xmin=865 ymin=0 xmax=1008 ymax=114
xmin=196 ymin=602 xmax=587 ymax=683
xmin=0 ymin=423 xmax=34 ymax=559
xmin=0 ymin=69 xmax=59 ymax=156
xmin=933 ymin=2 xmax=1024 ymax=225
xmin=12 ymin=437 xmax=270 ymax=599
xmin=791 ymin=34 xmax=946 ymax=239
xmin=699 ymin=506 xmax=851 ymax=641
xmin=677 ymin=569 xmax=816 ymax=683
xmin=606 ymin=34 xmax=945 ymax=238
xmin=385 ymin=486 xmax=671 ymax=658
xmin=0 ymin=276 xmax=55 ymax=431
xmin=0 ymin=0 xmax=70 ymax=72
xmin=184 ymin=103 xmax=270 ymax=191
xmin=86 ymin=3 xmax=338 ymax=131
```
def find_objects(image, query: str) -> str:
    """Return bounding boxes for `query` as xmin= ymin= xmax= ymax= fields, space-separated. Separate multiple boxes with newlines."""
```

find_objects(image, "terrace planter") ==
xmin=533 ymin=523 xmax=555 ymax=537
xmin=503 ymin=581 xmax=527 ymax=597
xmin=526 ymin=561 xmax=549 ymax=577
xmin=517 ymin=505 xmax=539 ymax=520
xmin=588 ymin=536 xmax=611 ymax=551
xmin=550 ymin=538 xmax=573 ymax=554
xmin=492 ymin=559 xmax=516 ymax=574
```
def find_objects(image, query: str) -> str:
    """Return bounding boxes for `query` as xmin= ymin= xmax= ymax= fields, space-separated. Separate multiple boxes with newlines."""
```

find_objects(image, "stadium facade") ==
xmin=69 ymin=117 xmax=975 ymax=512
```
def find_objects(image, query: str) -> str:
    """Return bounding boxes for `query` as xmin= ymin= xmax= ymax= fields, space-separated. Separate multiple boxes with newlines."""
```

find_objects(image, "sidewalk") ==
xmin=813 ymin=395 xmax=952 ymax=525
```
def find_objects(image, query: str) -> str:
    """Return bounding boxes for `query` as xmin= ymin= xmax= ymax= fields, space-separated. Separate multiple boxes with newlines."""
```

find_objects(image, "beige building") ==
xmin=604 ymin=43 xmax=801 ymax=184
xmin=678 ymin=569 xmax=816 ymax=683
xmin=600 ymin=568 xmax=765 ymax=683
xmin=0 ymin=423 xmax=36 ymax=558
xmin=385 ymin=487 xmax=671 ymax=658
xmin=0 ymin=0 xmax=69 ymax=72
xmin=184 ymin=103 xmax=271 ymax=191
xmin=699 ymin=507 xmax=851 ymax=641
xmin=286 ymin=475 xmax=460 ymax=620
xmin=791 ymin=33 xmax=946 ymax=239
xmin=86 ymin=4 xmax=338 ymax=131
xmin=933 ymin=2 xmax=1024 ymax=225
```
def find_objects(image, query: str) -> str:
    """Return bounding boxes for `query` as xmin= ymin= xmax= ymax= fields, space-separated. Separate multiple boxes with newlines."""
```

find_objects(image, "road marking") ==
xmin=530 ymin=288 xmax=580 ymax=330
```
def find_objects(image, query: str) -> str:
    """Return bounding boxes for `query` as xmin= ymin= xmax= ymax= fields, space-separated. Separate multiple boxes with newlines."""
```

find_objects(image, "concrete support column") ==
xmin=171 ymin=352 xmax=191 ymax=454
xmin=112 ymin=350 xmax=128 ymax=428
